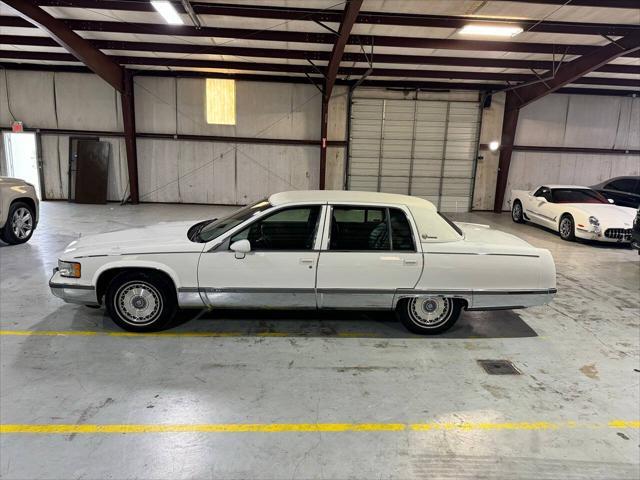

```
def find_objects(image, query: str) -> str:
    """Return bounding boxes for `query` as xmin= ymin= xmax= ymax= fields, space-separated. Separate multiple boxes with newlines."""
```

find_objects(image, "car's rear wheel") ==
xmin=396 ymin=297 xmax=462 ymax=335
xmin=511 ymin=200 xmax=525 ymax=223
xmin=2 ymin=201 xmax=35 ymax=245
xmin=559 ymin=214 xmax=576 ymax=241
xmin=105 ymin=271 xmax=177 ymax=332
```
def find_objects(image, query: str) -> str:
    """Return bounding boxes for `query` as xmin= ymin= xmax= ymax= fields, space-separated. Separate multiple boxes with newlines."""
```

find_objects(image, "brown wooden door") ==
xmin=74 ymin=140 xmax=110 ymax=204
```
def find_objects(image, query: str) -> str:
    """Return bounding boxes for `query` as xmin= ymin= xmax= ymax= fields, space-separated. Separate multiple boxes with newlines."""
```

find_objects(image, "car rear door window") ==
xmin=389 ymin=209 xmax=415 ymax=251
xmin=330 ymin=207 xmax=415 ymax=251
xmin=330 ymin=207 xmax=389 ymax=250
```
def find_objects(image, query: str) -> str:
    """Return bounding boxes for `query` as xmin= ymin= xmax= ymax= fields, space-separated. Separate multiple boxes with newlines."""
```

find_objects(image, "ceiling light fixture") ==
xmin=459 ymin=24 xmax=523 ymax=37
xmin=151 ymin=1 xmax=184 ymax=25
xmin=489 ymin=140 xmax=500 ymax=151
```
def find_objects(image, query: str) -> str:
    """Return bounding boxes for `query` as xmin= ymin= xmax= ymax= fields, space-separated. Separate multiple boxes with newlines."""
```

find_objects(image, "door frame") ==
xmin=2 ymin=131 xmax=45 ymax=200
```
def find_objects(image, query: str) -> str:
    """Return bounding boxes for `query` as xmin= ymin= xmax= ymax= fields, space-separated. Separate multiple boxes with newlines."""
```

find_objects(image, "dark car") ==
xmin=632 ymin=208 xmax=640 ymax=253
xmin=591 ymin=176 xmax=640 ymax=209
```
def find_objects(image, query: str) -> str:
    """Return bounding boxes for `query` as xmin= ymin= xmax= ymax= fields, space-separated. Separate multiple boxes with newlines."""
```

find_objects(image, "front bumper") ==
xmin=49 ymin=268 xmax=99 ymax=306
xmin=575 ymin=226 xmax=631 ymax=243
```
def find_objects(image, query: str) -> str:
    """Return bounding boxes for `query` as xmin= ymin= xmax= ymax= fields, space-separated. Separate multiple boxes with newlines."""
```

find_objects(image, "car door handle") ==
xmin=403 ymin=259 xmax=418 ymax=266
xmin=299 ymin=258 xmax=314 ymax=264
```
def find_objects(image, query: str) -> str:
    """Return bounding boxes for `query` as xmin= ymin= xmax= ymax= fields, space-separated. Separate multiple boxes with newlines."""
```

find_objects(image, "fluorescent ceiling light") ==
xmin=151 ymin=1 xmax=184 ymax=25
xmin=459 ymin=24 xmax=523 ymax=37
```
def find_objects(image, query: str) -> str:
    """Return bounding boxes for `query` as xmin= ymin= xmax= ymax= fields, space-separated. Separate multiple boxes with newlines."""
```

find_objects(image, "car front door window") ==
xmin=231 ymin=206 xmax=321 ymax=251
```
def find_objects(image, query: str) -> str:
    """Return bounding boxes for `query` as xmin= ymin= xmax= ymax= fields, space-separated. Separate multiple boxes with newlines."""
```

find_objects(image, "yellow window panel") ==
xmin=206 ymin=79 xmax=236 ymax=125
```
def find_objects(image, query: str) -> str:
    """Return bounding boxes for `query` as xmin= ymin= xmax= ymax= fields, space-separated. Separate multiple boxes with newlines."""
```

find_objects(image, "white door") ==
xmin=316 ymin=205 xmax=423 ymax=309
xmin=3 ymin=132 xmax=40 ymax=199
xmin=197 ymin=205 xmax=325 ymax=308
xmin=528 ymin=187 xmax=556 ymax=227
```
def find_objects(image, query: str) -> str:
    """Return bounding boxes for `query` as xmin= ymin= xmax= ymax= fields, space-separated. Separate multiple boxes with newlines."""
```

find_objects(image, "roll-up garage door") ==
xmin=348 ymin=98 xmax=481 ymax=212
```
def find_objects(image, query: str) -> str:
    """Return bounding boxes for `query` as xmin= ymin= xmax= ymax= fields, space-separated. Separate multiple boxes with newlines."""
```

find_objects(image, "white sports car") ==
xmin=50 ymin=191 xmax=557 ymax=335
xmin=510 ymin=185 xmax=636 ymax=243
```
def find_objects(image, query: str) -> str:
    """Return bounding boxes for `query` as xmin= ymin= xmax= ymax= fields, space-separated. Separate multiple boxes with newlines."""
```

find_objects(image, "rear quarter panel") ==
xmin=418 ymin=246 xmax=543 ymax=292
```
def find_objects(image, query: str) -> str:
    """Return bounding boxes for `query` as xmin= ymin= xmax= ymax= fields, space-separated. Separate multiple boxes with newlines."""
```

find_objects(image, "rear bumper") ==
xmin=468 ymin=288 xmax=557 ymax=310
xmin=49 ymin=269 xmax=99 ymax=306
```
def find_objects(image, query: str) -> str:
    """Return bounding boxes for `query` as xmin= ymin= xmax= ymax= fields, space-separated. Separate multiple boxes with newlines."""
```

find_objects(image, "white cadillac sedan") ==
xmin=510 ymin=185 xmax=636 ymax=243
xmin=50 ymin=191 xmax=557 ymax=335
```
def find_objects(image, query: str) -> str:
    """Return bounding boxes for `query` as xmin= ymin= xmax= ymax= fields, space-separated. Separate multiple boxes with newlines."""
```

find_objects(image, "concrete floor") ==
xmin=1 ymin=201 xmax=638 ymax=480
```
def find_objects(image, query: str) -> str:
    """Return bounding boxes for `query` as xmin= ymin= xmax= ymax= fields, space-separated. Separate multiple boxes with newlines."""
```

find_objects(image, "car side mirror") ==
xmin=539 ymin=197 xmax=547 ymax=203
xmin=230 ymin=239 xmax=251 ymax=259
xmin=608 ymin=198 xmax=615 ymax=204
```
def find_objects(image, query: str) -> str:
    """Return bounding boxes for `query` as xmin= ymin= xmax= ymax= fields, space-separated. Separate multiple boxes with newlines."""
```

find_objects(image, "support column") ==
xmin=121 ymin=70 xmax=139 ymax=204
xmin=319 ymin=90 xmax=328 ymax=190
xmin=493 ymin=91 xmax=519 ymax=213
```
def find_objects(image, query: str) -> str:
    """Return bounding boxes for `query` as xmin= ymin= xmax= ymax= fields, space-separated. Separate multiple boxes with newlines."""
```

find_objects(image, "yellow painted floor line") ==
xmin=1 ymin=421 xmax=637 ymax=434
xmin=0 ymin=329 xmax=380 ymax=338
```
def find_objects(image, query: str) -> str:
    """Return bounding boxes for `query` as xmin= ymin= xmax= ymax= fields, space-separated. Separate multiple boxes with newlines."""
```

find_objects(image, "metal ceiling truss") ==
xmin=1 ymin=16 xmax=639 ymax=58
xmin=2 ymin=49 xmax=638 ymax=88
xmin=29 ymin=1 xmax=640 ymax=36
xmin=2 ymin=34 xmax=638 ymax=76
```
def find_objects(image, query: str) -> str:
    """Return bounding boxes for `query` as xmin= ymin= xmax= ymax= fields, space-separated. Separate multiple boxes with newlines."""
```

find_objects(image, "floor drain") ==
xmin=477 ymin=359 xmax=521 ymax=375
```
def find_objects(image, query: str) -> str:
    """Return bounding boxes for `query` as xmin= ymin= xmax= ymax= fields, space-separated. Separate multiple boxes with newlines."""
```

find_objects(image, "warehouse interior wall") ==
xmin=0 ymin=70 xmax=348 ymax=205
xmin=472 ymin=92 xmax=640 ymax=211
xmin=2 ymin=68 xmax=637 ymax=210
xmin=0 ymin=70 xmax=128 ymax=201
xmin=502 ymin=94 xmax=640 ymax=210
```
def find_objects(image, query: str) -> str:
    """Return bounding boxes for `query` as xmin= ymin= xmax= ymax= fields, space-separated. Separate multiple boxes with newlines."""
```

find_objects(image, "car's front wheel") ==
xmin=105 ymin=271 xmax=178 ymax=332
xmin=396 ymin=297 xmax=462 ymax=335
xmin=559 ymin=214 xmax=576 ymax=241
xmin=1 ymin=201 xmax=35 ymax=245
xmin=511 ymin=200 xmax=525 ymax=223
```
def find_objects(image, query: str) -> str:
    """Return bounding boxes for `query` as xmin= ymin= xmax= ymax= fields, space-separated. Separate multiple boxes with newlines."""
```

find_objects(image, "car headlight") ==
xmin=58 ymin=260 xmax=81 ymax=278
xmin=588 ymin=216 xmax=600 ymax=226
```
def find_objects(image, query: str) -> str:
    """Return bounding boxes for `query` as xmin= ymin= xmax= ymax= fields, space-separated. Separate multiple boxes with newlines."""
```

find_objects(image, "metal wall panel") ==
xmin=348 ymin=97 xmax=480 ymax=212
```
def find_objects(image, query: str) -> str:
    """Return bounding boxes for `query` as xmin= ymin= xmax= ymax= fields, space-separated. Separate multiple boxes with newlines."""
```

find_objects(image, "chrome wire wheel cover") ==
xmin=512 ymin=203 xmax=522 ymax=221
xmin=407 ymin=297 xmax=452 ymax=328
xmin=114 ymin=281 xmax=163 ymax=326
xmin=11 ymin=207 xmax=33 ymax=240
xmin=560 ymin=217 xmax=572 ymax=238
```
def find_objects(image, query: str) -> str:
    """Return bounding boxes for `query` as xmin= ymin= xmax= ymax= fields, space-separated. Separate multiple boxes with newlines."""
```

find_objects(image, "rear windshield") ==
xmin=551 ymin=189 xmax=608 ymax=204
xmin=438 ymin=212 xmax=463 ymax=235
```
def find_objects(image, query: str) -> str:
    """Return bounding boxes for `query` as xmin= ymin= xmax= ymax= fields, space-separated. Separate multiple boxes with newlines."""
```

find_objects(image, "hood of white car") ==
xmin=565 ymin=204 xmax=635 ymax=226
xmin=63 ymin=221 xmax=204 ymax=258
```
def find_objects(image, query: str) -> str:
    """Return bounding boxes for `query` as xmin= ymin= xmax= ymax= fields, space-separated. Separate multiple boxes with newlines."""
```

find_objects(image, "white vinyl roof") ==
xmin=269 ymin=189 xmax=437 ymax=209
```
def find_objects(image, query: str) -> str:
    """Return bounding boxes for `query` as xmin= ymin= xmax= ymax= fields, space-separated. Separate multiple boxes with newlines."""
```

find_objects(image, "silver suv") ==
xmin=0 ymin=177 xmax=39 ymax=244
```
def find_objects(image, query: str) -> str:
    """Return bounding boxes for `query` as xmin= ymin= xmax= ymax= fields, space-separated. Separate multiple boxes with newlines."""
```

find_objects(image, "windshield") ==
xmin=196 ymin=200 xmax=272 ymax=243
xmin=551 ymin=189 xmax=609 ymax=204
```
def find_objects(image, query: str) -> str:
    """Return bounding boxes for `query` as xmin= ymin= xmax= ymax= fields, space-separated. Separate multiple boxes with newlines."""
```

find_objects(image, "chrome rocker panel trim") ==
xmin=175 ymin=287 xmax=557 ymax=311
